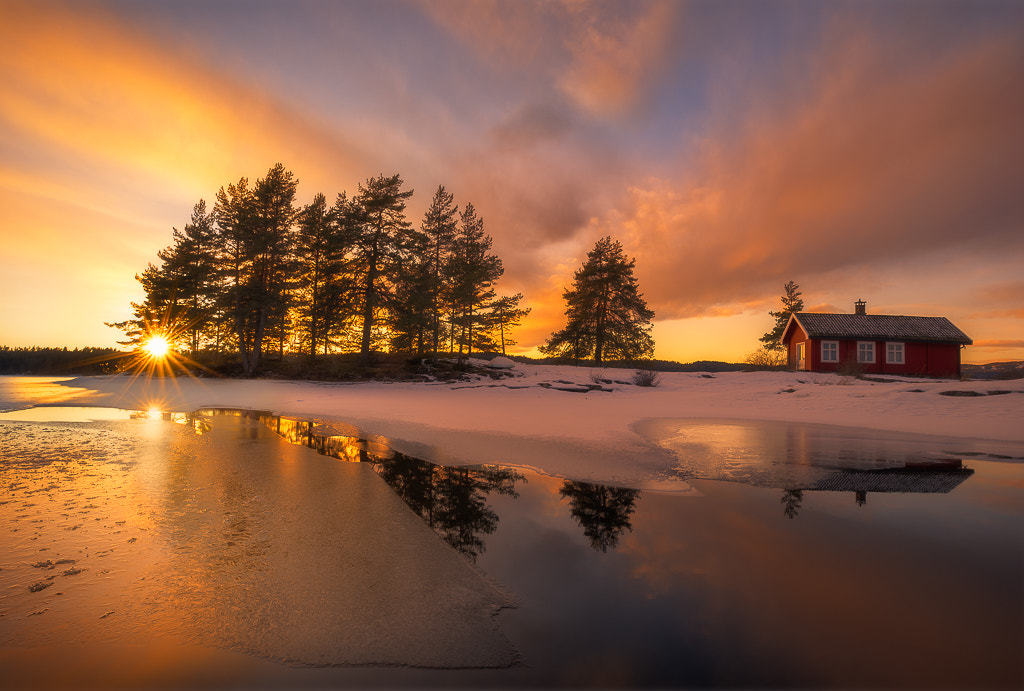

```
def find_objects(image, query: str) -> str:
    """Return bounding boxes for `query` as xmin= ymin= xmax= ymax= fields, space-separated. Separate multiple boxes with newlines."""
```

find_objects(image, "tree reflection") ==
xmin=370 ymin=454 xmax=523 ymax=561
xmin=559 ymin=480 xmax=641 ymax=552
xmin=780 ymin=489 xmax=804 ymax=519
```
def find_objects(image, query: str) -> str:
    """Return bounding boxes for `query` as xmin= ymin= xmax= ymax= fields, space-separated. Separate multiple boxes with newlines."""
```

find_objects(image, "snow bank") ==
xmin=62 ymin=363 xmax=1024 ymax=484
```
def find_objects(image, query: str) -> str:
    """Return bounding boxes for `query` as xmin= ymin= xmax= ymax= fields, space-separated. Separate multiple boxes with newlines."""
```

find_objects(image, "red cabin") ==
xmin=782 ymin=300 xmax=972 ymax=379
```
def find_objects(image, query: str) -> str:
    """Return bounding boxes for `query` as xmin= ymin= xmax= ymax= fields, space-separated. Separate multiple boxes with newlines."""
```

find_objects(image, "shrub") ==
xmin=744 ymin=347 xmax=788 ymax=370
xmin=632 ymin=365 xmax=661 ymax=387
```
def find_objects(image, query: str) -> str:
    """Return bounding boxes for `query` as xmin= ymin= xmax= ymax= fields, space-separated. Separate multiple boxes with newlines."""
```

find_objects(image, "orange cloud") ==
xmin=575 ymin=23 xmax=1024 ymax=321
xmin=557 ymin=1 xmax=678 ymax=116
xmin=0 ymin=1 xmax=369 ymax=201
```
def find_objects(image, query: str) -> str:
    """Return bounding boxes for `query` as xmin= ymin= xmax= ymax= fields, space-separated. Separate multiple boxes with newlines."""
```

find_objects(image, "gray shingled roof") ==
xmin=790 ymin=313 xmax=972 ymax=344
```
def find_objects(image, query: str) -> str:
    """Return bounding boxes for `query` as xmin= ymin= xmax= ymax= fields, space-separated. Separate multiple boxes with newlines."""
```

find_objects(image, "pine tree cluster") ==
xmin=109 ymin=165 xmax=529 ymax=376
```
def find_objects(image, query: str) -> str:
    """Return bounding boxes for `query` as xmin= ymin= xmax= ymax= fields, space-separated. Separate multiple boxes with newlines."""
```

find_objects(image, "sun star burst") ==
xmin=143 ymin=335 xmax=171 ymax=360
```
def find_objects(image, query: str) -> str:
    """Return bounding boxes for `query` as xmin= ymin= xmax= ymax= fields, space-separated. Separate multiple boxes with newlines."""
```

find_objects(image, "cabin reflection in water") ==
xmin=781 ymin=462 xmax=974 ymax=518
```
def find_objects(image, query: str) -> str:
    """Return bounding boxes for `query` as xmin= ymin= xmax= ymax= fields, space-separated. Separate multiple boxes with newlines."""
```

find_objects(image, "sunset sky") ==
xmin=2 ymin=0 xmax=1022 ymax=364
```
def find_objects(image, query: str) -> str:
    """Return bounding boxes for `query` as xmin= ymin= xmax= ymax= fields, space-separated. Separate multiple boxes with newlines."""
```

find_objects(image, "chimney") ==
xmin=854 ymin=299 xmax=867 ymax=315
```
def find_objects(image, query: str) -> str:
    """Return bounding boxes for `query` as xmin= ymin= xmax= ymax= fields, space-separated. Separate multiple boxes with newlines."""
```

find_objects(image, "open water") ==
xmin=1 ymin=376 xmax=1022 ymax=688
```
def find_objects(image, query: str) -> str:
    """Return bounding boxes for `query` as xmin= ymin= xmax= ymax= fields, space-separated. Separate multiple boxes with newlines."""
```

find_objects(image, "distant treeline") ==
xmin=962 ymin=362 xmax=1024 ymax=380
xmin=506 ymin=354 xmax=744 ymax=373
xmin=0 ymin=346 xmax=123 ymax=375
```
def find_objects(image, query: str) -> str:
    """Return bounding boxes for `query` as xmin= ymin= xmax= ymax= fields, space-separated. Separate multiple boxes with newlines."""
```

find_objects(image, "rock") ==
xmin=939 ymin=390 xmax=984 ymax=397
xmin=486 ymin=356 xmax=515 ymax=370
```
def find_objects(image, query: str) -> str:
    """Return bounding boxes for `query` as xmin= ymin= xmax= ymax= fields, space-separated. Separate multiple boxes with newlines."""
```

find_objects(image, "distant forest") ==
xmin=0 ymin=347 xmax=122 ymax=375
xmin=110 ymin=165 xmax=529 ymax=376
xmin=0 ymin=345 xmax=744 ymax=377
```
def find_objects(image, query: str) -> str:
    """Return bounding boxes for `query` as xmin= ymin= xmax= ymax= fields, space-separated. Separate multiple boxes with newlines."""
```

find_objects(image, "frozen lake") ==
xmin=1 ymin=377 xmax=1022 ymax=688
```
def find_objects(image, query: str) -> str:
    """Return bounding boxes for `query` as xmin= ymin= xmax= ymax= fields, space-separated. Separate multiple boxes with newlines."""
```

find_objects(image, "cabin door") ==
xmin=796 ymin=342 xmax=806 ymax=370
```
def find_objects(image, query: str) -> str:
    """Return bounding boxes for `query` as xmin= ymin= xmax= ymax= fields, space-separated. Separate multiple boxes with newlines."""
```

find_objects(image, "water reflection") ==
xmin=780 ymin=464 xmax=976 ymax=518
xmin=225 ymin=407 xmax=988 ymax=543
xmin=780 ymin=489 xmax=803 ymax=519
xmin=637 ymin=419 xmax=995 ymax=497
xmin=216 ymin=408 xmax=528 ymax=559
xmin=371 ymin=455 xmax=523 ymax=560
xmin=239 ymin=409 xmax=647 ymax=557
xmin=559 ymin=481 xmax=641 ymax=552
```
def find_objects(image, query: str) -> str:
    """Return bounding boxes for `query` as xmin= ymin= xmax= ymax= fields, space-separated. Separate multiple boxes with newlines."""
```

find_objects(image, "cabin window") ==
xmin=821 ymin=341 xmax=838 ymax=363
xmin=886 ymin=342 xmax=905 ymax=364
xmin=857 ymin=341 xmax=875 ymax=364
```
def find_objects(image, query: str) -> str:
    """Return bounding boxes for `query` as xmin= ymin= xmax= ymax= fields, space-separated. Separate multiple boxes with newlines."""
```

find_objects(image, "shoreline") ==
xmin=24 ymin=364 xmax=1023 ymax=485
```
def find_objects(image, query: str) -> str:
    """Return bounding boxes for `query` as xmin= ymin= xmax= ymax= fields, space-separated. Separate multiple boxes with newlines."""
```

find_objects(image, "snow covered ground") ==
xmin=58 ymin=362 xmax=1024 ymax=485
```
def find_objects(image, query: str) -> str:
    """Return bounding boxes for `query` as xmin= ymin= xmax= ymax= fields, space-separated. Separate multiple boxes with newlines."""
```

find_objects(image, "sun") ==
xmin=143 ymin=335 xmax=171 ymax=359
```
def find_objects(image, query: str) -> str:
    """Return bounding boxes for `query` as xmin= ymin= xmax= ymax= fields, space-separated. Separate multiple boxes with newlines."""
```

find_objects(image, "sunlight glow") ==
xmin=143 ymin=335 xmax=171 ymax=360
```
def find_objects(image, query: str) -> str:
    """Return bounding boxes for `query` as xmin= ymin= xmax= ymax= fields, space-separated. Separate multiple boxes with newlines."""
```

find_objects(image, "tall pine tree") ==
xmin=491 ymin=293 xmax=530 ymax=356
xmin=759 ymin=280 xmax=803 ymax=352
xmin=350 ymin=173 xmax=416 ymax=365
xmin=446 ymin=203 xmax=503 ymax=356
xmin=420 ymin=185 xmax=459 ymax=356
xmin=294 ymin=192 xmax=357 ymax=357
xmin=159 ymin=199 xmax=219 ymax=355
xmin=213 ymin=164 xmax=298 ymax=376
xmin=541 ymin=236 xmax=654 ymax=364
xmin=107 ymin=199 xmax=217 ymax=355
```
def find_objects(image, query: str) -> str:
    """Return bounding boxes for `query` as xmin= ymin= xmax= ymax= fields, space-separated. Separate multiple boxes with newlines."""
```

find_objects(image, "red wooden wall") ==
xmin=786 ymin=332 xmax=962 ymax=379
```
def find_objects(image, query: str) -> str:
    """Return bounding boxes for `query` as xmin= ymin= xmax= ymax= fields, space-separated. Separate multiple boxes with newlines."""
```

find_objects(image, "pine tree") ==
xmin=213 ymin=164 xmax=298 ymax=376
xmin=350 ymin=173 xmax=415 ymax=365
xmin=490 ymin=293 xmax=530 ymax=356
xmin=446 ymin=203 xmax=503 ymax=356
xmin=158 ymin=199 xmax=219 ymax=355
xmin=541 ymin=236 xmax=654 ymax=364
xmin=294 ymin=192 xmax=357 ymax=357
xmin=388 ymin=233 xmax=432 ymax=355
xmin=105 ymin=263 xmax=175 ymax=350
xmin=106 ymin=200 xmax=218 ymax=355
xmin=254 ymin=164 xmax=300 ymax=360
xmin=420 ymin=185 xmax=459 ymax=356
xmin=759 ymin=280 xmax=804 ymax=352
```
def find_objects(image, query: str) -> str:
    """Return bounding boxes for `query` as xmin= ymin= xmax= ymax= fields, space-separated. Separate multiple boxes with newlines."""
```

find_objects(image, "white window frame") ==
xmin=857 ymin=341 xmax=876 ymax=364
xmin=886 ymin=342 xmax=905 ymax=364
xmin=821 ymin=341 xmax=839 ymax=363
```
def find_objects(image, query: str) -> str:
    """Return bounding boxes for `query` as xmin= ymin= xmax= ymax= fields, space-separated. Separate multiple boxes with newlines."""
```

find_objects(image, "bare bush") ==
xmin=632 ymin=365 xmax=661 ymax=387
xmin=744 ymin=347 xmax=788 ymax=370
xmin=809 ymin=373 xmax=854 ymax=386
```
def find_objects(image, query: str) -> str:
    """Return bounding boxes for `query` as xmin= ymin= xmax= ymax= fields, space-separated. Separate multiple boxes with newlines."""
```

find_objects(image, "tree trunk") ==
xmin=499 ymin=305 xmax=506 ymax=356
xmin=359 ymin=248 xmax=379 ymax=366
